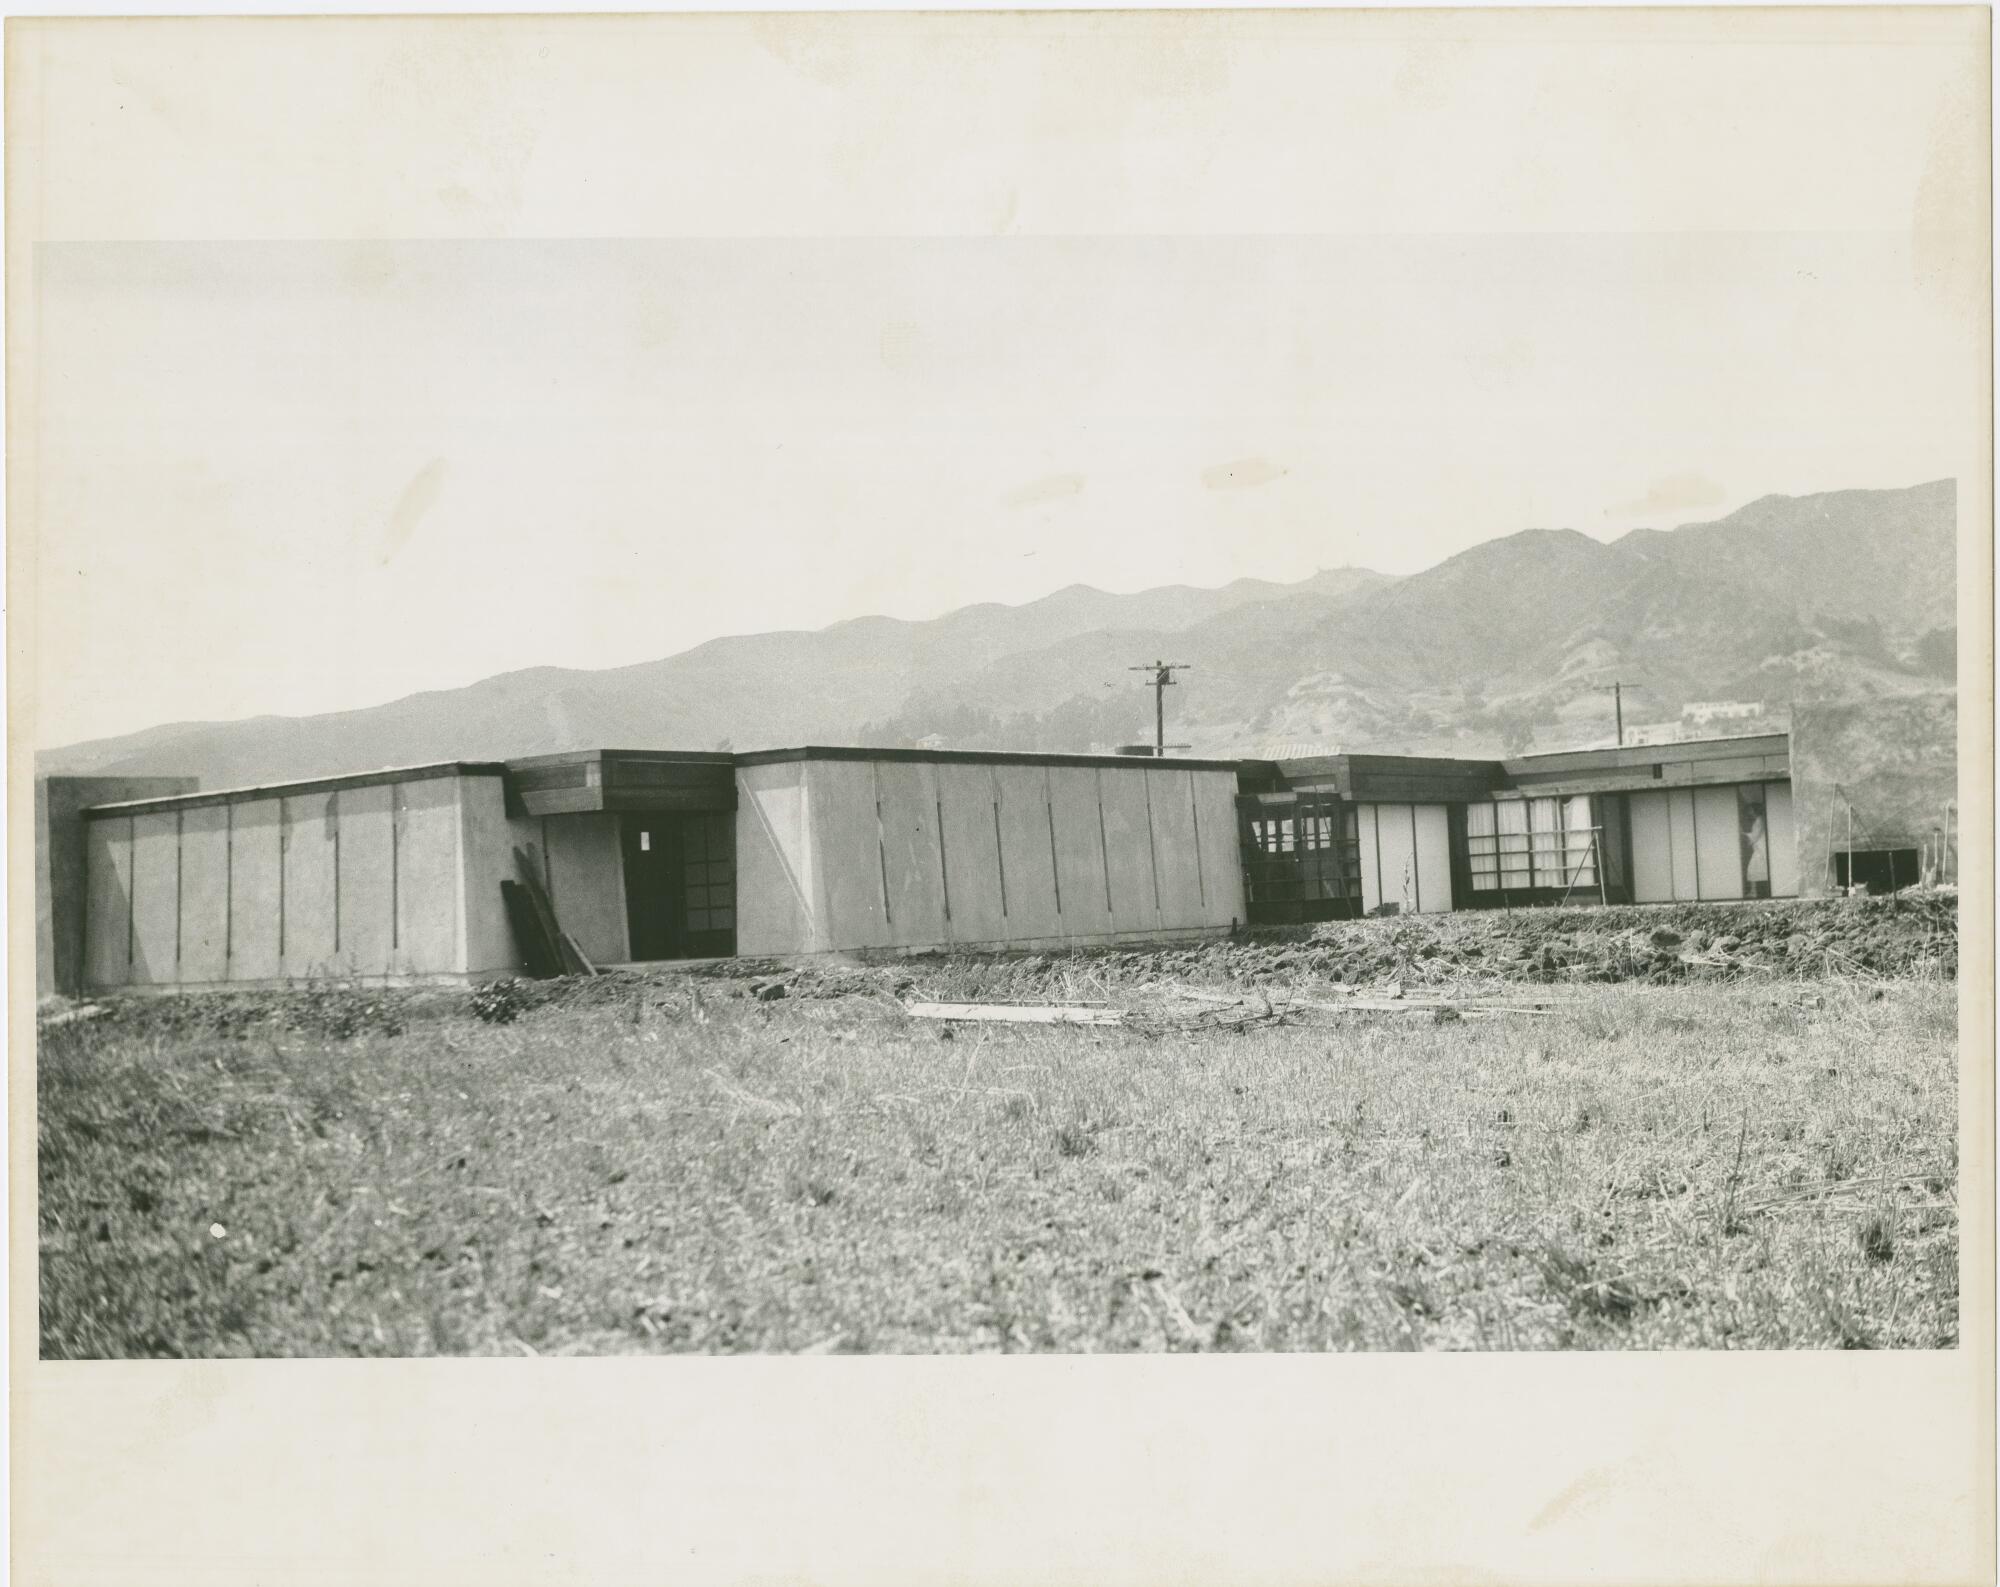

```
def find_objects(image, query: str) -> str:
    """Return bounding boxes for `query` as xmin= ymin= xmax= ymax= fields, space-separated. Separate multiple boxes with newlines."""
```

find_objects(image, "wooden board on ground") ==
xmin=1171 ymin=987 xmax=1551 ymax=1017
xmin=904 ymin=1001 xmax=1126 ymax=1026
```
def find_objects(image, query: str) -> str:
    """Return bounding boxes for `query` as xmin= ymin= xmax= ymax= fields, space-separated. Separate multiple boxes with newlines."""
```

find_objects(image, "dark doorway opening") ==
xmin=1834 ymin=848 xmax=1920 ymax=895
xmin=620 ymin=812 xmax=737 ymax=960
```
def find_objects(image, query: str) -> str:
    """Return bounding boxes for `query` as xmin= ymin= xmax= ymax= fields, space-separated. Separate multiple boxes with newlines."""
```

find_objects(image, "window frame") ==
xmin=1466 ymin=794 xmax=1599 ymax=892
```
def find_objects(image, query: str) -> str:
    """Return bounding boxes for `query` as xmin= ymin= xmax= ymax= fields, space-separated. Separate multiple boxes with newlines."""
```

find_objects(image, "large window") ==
xmin=1252 ymin=810 xmax=1349 ymax=854
xmin=1467 ymin=795 xmax=1597 ymax=892
xmin=1250 ymin=816 xmax=1296 ymax=854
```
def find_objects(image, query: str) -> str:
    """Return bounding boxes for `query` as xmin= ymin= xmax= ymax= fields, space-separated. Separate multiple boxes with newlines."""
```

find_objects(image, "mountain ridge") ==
xmin=40 ymin=482 xmax=1955 ymax=784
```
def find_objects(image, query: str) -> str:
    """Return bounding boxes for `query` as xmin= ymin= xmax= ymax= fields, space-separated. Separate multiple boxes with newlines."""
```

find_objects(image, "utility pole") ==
xmin=1129 ymin=660 xmax=1192 ymax=755
xmin=1594 ymin=681 xmax=1637 ymax=746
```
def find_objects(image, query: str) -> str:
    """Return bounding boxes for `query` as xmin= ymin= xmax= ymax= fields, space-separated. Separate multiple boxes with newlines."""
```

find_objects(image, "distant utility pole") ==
xmin=1130 ymin=660 xmax=1192 ymax=755
xmin=1595 ymin=681 xmax=1638 ymax=746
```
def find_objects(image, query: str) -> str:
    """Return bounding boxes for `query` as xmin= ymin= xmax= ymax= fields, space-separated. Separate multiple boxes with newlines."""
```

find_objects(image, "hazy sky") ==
xmin=19 ymin=12 xmax=1986 ymax=748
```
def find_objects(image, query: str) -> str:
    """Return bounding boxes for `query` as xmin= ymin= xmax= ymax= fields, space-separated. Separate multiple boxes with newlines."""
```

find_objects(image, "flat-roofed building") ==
xmin=37 ymin=698 xmax=1949 ymax=994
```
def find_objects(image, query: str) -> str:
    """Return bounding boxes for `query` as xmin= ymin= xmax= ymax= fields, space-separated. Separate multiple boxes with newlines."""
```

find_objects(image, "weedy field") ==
xmin=39 ymin=904 xmax=1959 ymax=1356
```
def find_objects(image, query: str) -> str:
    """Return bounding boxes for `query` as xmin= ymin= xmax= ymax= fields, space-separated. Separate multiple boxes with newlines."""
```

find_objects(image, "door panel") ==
xmin=1628 ymin=791 xmax=1673 ymax=903
xmin=620 ymin=813 xmax=735 ymax=961
xmin=1413 ymin=804 xmax=1452 ymax=913
xmin=678 ymin=812 xmax=737 ymax=959
xmin=1693 ymin=786 xmax=1744 ymax=900
xmin=621 ymin=815 xmax=686 ymax=961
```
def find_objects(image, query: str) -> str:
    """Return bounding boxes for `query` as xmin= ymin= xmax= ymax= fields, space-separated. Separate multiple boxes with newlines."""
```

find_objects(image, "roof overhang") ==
xmin=734 ymin=745 xmax=1247 ymax=774
xmin=505 ymin=749 xmax=737 ymax=816
xmin=82 ymin=761 xmax=507 ymax=817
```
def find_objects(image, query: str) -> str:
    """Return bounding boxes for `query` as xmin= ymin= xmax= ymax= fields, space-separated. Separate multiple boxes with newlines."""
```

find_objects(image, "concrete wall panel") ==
xmin=874 ymin=761 xmax=947 ymax=947
xmin=1693 ymin=785 xmax=1745 ymax=901
xmin=39 ymin=775 xmax=197 ymax=997
xmin=177 ymin=807 xmax=231 ymax=984
xmin=736 ymin=761 xmax=818 ymax=955
xmin=282 ymin=793 xmax=340 ymax=977
xmin=1194 ymin=771 xmax=1246 ymax=926
xmin=83 ymin=818 xmax=132 ymax=989
xmin=540 ymin=812 xmax=629 ymax=966
xmin=396 ymin=778 xmax=467 ymax=975
xmin=812 ymin=759 xmax=894 ymax=950
xmin=1098 ymin=767 xmax=1161 ymax=929
xmin=494 ymin=812 xmax=550 ymax=970
xmin=934 ymin=763 xmax=1009 ymax=946
xmin=1046 ymin=766 xmax=1114 ymax=937
xmin=335 ymin=785 xmax=395 ymax=975
xmin=735 ymin=756 xmax=1245 ymax=957
xmin=461 ymin=777 xmax=521 ymax=975
xmin=1147 ymin=769 xmax=1204 ymax=927
xmin=1414 ymin=803 xmax=1453 ymax=913
xmin=229 ymin=800 xmax=284 ymax=981
xmin=993 ymin=766 xmax=1062 ymax=939
xmin=1767 ymin=783 xmax=1800 ymax=898
xmin=128 ymin=812 xmax=181 ymax=985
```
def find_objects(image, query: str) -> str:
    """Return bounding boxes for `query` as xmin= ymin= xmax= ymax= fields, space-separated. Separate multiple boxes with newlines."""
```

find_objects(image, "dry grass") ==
xmin=38 ymin=974 xmax=1957 ymax=1356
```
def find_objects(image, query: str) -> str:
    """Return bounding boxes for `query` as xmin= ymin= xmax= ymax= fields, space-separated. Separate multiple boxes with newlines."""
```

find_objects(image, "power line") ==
xmin=1129 ymin=660 xmax=1192 ymax=755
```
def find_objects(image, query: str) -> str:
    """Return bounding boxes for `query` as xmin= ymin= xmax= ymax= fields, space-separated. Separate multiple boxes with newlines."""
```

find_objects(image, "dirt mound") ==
xmin=1204 ymin=894 xmax=1959 ymax=990
xmin=766 ymin=894 xmax=1958 ymax=1001
xmin=68 ymin=895 xmax=1955 ymax=1040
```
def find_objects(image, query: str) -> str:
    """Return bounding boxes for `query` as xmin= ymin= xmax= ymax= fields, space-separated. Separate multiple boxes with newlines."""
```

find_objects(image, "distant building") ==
xmin=36 ymin=695 xmax=1954 ymax=995
xmin=1622 ymin=703 xmax=1770 ymax=748
xmin=1684 ymin=700 xmax=1766 ymax=726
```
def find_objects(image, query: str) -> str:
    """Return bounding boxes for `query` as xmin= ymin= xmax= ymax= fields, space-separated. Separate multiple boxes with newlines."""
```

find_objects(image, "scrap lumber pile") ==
xmin=1125 ymin=984 xmax=1554 ymax=1035
xmin=502 ymin=845 xmax=598 ymax=979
